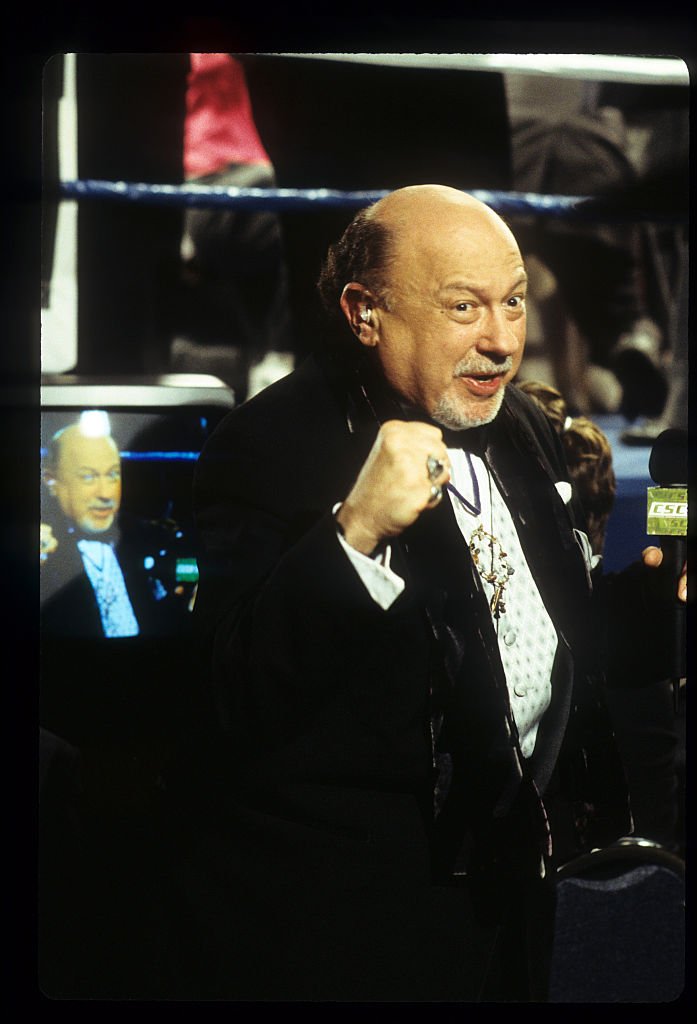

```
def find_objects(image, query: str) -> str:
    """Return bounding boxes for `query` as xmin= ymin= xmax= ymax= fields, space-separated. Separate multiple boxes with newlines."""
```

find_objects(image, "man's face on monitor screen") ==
xmin=50 ymin=428 xmax=122 ymax=534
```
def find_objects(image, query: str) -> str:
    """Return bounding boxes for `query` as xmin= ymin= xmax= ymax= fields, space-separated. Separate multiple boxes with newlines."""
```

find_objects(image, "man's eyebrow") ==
xmin=76 ymin=463 xmax=120 ymax=472
xmin=440 ymin=272 xmax=529 ymax=294
xmin=440 ymin=281 xmax=476 ymax=292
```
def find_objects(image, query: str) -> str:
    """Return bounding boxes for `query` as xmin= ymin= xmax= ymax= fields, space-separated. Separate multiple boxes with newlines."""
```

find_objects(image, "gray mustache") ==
xmin=454 ymin=357 xmax=513 ymax=377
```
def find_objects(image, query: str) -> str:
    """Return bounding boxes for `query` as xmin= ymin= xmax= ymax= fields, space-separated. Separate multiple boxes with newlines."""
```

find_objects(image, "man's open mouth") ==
xmin=460 ymin=373 xmax=504 ymax=396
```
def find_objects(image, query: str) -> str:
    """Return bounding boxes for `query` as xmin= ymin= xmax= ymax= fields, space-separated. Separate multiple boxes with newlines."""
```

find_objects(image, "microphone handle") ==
xmin=659 ymin=535 xmax=686 ymax=709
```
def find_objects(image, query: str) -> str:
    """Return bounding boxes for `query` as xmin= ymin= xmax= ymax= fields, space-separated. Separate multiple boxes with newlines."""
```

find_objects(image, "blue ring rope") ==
xmin=58 ymin=180 xmax=684 ymax=225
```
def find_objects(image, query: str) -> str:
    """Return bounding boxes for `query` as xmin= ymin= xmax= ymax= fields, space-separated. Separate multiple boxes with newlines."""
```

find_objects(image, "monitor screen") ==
xmin=40 ymin=377 xmax=235 ymax=641
xmin=38 ymin=375 xmax=235 ymax=774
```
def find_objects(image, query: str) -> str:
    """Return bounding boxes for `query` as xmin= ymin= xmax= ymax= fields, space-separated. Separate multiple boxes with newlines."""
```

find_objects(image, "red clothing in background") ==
xmin=183 ymin=54 xmax=270 ymax=180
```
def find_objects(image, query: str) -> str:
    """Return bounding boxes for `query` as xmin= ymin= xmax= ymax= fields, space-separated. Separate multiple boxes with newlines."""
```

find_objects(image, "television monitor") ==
xmin=39 ymin=374 xmax=235 ymax=747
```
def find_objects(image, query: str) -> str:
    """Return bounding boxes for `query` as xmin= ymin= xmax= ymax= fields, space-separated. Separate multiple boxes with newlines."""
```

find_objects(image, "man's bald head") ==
xmin=370 ymin=183 xmax=502 ymax=223
xmin=369 ymin=184 xmax=519 ymax=263
xmin=317 ymin=184 xmax=520 ymax=334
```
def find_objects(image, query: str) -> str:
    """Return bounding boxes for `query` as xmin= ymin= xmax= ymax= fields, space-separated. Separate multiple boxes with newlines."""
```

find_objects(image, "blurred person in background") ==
xmin=519 ymin=378 xmax=683 ymax=854
xmin=170 ymin=53 xmax=294 ymax=402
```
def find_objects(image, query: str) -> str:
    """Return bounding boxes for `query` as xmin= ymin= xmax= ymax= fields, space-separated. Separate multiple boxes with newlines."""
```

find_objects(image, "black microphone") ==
xmin=647 ymin=429 xmax=687 ymax=708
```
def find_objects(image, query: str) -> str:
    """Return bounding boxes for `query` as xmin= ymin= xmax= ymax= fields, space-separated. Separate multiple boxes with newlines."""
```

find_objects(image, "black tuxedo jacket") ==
xmin=192 ymin=350 xmax=673 ymax=868
xmin=187 ymin=350 xmax=676 ymax=998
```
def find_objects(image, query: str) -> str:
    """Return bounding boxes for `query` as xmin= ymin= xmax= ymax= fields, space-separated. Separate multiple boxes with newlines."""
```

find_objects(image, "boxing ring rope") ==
xmin=58 ymin=180 xmax=686 ymax=225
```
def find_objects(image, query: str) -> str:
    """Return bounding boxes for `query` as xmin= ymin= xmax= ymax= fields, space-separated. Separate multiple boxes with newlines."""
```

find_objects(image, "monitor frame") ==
xmin=38 ymin=373 xmax=237 ymax=743
xmin=40 ymin=372 xmax=236 ymax=412
xmin=39 ymin=372 xmax=236 ymax=642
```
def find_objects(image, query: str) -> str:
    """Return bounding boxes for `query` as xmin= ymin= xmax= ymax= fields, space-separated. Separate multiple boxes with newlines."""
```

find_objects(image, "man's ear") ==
xmin=340 ymin=283 xmax=379 ymax=348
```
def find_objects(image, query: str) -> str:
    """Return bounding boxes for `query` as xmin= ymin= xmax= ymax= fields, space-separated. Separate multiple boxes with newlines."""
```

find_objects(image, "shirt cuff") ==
xmin=332 ymin=504 xmax=406 ymax=610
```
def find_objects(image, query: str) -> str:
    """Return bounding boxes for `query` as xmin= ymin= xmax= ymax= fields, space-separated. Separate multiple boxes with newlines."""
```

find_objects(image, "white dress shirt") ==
xmin=78 ymin=539 xmax=140 ymax=638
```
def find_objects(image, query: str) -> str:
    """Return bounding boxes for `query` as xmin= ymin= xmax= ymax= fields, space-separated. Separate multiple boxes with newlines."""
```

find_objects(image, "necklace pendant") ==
xmin=491 ymin=585 xmax=505 ymax=619
xmin=469 ymin=521 xmax=513 ymax=623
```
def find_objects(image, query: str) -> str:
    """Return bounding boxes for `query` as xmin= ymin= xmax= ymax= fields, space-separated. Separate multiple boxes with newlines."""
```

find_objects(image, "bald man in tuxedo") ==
xmin=187 ymin=185 xmax=685 ymax=1001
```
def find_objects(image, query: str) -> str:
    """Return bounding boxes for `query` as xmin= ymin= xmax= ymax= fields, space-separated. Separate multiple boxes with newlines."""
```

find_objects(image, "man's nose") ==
xmin=476 ymin=307 xmax=523 ymax=356
xmin=95 ymin=476 xmax=116 ymax=498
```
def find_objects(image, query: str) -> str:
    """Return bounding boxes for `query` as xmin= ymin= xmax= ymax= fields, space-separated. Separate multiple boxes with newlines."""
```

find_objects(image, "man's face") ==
xmin=369 ymin=197 xmax=527 ymax=429
xmin=51 ymin=430 xmax=122 ymax=534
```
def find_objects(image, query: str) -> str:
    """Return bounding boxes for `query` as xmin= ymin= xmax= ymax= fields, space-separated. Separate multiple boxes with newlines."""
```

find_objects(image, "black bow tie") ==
xmin=67 ymin=523 xmax=118 ymax=546
xmin=439 ymin=425 xmax=490 ymax=457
